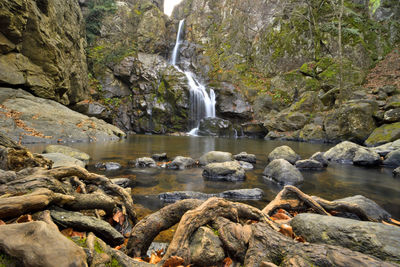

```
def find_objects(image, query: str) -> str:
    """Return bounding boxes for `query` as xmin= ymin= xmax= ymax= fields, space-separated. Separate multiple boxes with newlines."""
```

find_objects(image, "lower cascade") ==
xmin=171 ymin=20 xmax=216 ymax=134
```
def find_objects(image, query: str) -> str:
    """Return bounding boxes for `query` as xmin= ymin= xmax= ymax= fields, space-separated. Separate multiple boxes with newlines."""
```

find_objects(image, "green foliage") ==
xmin=86 ymin=0 xmax=117 ymax=44
xmin=103 ymin=97 xmax=122 ymax=108
xmin=369 ymin=0 xmax=381 ymax=14
xmin=0 ymin=254 xmax=17 ymax=267
xmin=88 ymin=73 xmax=103 ymax=92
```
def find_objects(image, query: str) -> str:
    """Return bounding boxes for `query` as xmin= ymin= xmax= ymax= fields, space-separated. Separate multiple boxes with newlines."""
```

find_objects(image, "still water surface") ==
xmin=28 ymin=135 xmax=400 ymax=218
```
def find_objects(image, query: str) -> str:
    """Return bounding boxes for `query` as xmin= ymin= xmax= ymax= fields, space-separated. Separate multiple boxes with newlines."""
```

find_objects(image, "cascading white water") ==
xmin=171 ymin=20 xmax=216 ymax=134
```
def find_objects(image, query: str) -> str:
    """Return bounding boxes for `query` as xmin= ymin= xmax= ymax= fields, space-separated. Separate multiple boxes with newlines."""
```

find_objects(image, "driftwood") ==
xmin=244 ymin=222 xmax=397 ymax=267
xmin=127 ymin=199 xmax=204 ymax=257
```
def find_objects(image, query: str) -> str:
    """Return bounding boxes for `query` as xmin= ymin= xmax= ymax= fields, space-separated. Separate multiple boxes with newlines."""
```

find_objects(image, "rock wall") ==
xmin=0 ymin=0 xmax=89 ymax=105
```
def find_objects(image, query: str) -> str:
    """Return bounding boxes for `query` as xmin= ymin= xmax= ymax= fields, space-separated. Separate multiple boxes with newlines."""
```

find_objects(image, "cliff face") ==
xmin=0 ymin=0 xmax=88 ymax=105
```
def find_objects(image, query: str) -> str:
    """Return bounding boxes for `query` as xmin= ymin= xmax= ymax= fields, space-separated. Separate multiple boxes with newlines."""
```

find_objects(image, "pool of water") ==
xmin=28 ymin=135 xmax=400 ymax=219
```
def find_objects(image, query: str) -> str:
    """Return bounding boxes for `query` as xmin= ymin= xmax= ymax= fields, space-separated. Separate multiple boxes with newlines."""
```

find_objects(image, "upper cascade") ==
xmin=170 ymin=19 xmax=216 ymax=133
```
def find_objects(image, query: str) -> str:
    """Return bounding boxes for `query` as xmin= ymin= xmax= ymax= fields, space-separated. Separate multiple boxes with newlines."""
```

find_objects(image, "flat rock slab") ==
xmin=291 ymin=213 xmax=400 ymax=262
xmin=44 ymin=145 xmax=90 ymax=163
xmin=50 ymin=210 xmax=124 ymax=246
xmin=41 ymin=153 xmax=85 ymax=168
xmin=0 ymin=221 xmax=87 ymax=267
xmin=158 ymin=188 xmax=263 ymax=202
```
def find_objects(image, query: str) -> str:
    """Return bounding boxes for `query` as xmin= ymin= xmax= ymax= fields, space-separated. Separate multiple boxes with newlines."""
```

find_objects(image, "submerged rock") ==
xmin=233 ymin=152 xmax=256 ymax=164
xmin=0 ymin=221 xmax=87 ymax=267
xmin=41 ymin=153 xmax=85 ymax=168
xmin=189 ymin=227 xmax=225 ymax=266
xmin=291 ymin=213 xmax=400 ymax=262
xmin=295 ymin=159 xmax=324 ymax=169
xmin=199 ymin=151 xmax=233 ymax=165
xmin=202 ymin=161 xmax=245 ymax=182
xmin=268 ymin=145 xmax=300 ymax=164
xmin=263 ymin=159 xmax=304 ymax=185
xmin=166 ymin=156 xmax=196 ymax=170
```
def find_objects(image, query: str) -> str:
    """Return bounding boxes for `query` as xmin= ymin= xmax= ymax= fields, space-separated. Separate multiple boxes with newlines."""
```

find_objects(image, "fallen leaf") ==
xmin=279 ymin=224 xmax=294 ymax=238
xmin=271 ymin=213 xmax=291 ymax=221
xmin=113 ymin=210 xmax=125 ymax=225
xmin=223 ymin=257 xmax=233 ymax=267
xmin=156 ymin=249 xmax=164 ymax=257
xmin=295 ymin=235 xmax=306 ymax=243
xmin=149 ymin=252 xmax=162 ymax=264
xmin=0 ymin=220 xmax=6 ymax=225
xmin=133 ymin=257 xmax=147 ymax=262
xmin=76 ymin=185 xmax=82 ymax=193
xmin=16 ymin=214 xmax=33 ymax=223
xmin=389 ymin=218 xmax=400 ymax=226
xmin=382 ymin=221 xmax=398 ymax=227
xmin=162 ymin=256 xmax=185 ymax=267
xmin=61 ymin=228 xmax=73 ymax=237
xmin=71 ymin=231 xmax=86 ymax=239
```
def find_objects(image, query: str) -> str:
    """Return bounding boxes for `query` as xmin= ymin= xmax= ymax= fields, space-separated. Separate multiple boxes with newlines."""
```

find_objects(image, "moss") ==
xmin=94 ymin=240 xmax=104 ymax=254
xmin=107 ymin=257 xmax=122 ymax=267
xmin=0 ymin=254 xmax=18 ymax=267
xmin=365 ymin=122 xmax=400 ymax=146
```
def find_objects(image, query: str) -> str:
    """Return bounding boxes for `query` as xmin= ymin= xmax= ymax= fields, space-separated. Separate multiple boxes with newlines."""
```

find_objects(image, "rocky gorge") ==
xmin=1 ymin=0 xmax=400 ymax=266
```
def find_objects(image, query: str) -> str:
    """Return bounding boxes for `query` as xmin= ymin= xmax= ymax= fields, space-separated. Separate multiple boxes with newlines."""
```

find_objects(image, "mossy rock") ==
xmin=365 ymin=122 xmax=400 ymax=146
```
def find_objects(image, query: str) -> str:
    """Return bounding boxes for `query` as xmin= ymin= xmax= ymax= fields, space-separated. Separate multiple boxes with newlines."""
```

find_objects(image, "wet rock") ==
xmin=159 ymin=191 xmax=216 ymax=202
xmin=241 ymin=122 xmax=268 ymax=138
xmin=43 ymin=145 xmax=90 ymax=164
xmin=135 ymin=157 xmax=157 ymax=168
xmin=268 ymin=145 xmax=300 ymax=164
xmin=323 ymin=141 xmax=362 ymax=164
xmin=384 ymin=108 xmax=400 ymax=122
xmin=263 ymin=159 xmax=304 ymax=185
xmin=112 ymin=178 xmax=136 ymax=188
xmin=219 ymin=188 xmax=263 ymax=200
xmin=50 ymin=210 xmax=124 ymax=246
xmin=199 ymin=151 xmax=233 ymax=165
xmin=233 ymin=152 xmax=256 ymax=164
xmin=202 ymin=161 xmax=246 ymax=182
xmin=383 ymin=149 xmax=400 ymax=167
xmin=198 ymin=117 xmax=235 ymax=137
xmin=151 ymin=153 xmax=168 ymax=162
xmin=0 ymin=221 xmax=87 ymax=267
xmin=41 ymin=153 xmax=85 ymax=168
xmin=166 ymin=156 xmax=196 ymax=170
xmin=353 ymin=148 xmax=381 ymax=166
xmin=104 ymin=162 xmax=121 ymax=171
xmin=310 ymin=152 xmax=329 ymax=167
xmin=0 ymin=169 xmax=16 ymax=184
xmin=189 ymin=226 xmax=225 ymax=266
xmin=290 ymin=213 xmax=400 ymax=262
xmin=365 ymin=122 xmax=400 ymax=146
xmin=393 ymin=167 xmax=400 ymax=176
xmin=334 ymin=195 xmax=391 ymax=221
xmin=371 ymin=139 xmax=400 ymax=156
xmin=238 ymin=161 xmax=254 ymax=170
xmin=295 ymin=159 xmax=324 ymax=169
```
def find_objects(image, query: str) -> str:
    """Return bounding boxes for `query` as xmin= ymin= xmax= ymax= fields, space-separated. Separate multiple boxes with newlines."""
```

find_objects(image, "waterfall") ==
xmin=171 ymin=20 xmax=216 ymax=134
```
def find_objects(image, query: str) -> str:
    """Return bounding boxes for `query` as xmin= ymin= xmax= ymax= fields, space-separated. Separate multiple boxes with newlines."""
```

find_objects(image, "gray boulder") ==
xmin=199 ymin=151 xmax=233 ymax=165
xmin=197 ymin=117 xmax=235 ymax=137
xmin=371 ymin=139 xmax=400 ymax=157
xmin=310 ymin=152 xmax=329 ymax=167
xmin=166 ymin=156 xmax=196 ymax=170
xmin=135 ymin=157 xmax=157 ymax=168
xmin=0 ymin=221 xmax=87 ymax=267
xmin=263 ymin=159 xmax=304 ymax=185
xmin=323 ymin=141 xmax=362 ymax=164
xmin=43 ymin=145 xmax=90 ymax=163
xmin=189 ymin=227 xmax=225 ymax=266
xmin=268 ymin=146 xmax=300 ymax=164
xmin=291 ymin=213 xmax=400 ymax=262
xmin=202 ymin=161 xmax=246 ymax=182
xmin=383 ymin=149 xmax=400 ymax=167
xmin=233 ymin=152 xmax=256 ymax=164
xmin=384 ymin=108 xmax=400 ymax=122
xmin=41 ymin=153 xmax=85 ymax=168
xmin=353 ymin=148 xmax=381 ymax=166
xmin=295 ymin=159 xmax=324 ymax=169
xmin=334 ymin=195 xmax=391 ymax=221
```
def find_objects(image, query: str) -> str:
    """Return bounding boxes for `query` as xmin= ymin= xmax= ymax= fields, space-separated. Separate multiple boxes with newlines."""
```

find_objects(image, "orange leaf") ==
xmin=76 ymin=185 xmax=82 ymax=193
xmin=156 ymin=249 xmax=164 ymax=257
xmin=16 ymin=214 xmax=33 ymax=223
xmin=162 ymin=256 xmax=185 ymax=267
xmin=389 ymin=218 xmax=400 ymax=226
xmin=61 ymin=228 xmax=74 ymax=237
xmin=113 ymin=210 xmax=125 ymax=225
xmin=149 ymin=252 xmax=162 ymax=264
xmin=277 ymin=209 xmax=287 ymax=214
xmin=295 ymin=235 xmax=306 ymax=243
xmin=271 ymin=213 xmax=291 ymax=221
xmin=279 ymin=224 xmax=294 ymax=238
xmin=71 ymin=231 xmax=86 ymax=239
xmin=223 ymin=257 xmax=233 ymax=267
xmin=133 ymin=257 xmax=147 ymax=262
xmin=0 ymin=220 xmax=6 ymax=225
xmin=382 ymin=221 xmax=398 ymax=227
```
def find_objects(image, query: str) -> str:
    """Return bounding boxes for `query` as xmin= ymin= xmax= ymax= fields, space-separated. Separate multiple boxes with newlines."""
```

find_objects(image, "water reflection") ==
xmin=28 ymin=135 xmax=400 ymax=218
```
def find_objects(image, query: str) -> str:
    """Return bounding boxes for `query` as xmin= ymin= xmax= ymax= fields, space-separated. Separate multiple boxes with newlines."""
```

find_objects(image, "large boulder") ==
xmin=267 ymin=145 xmax=300 ymax=164
xmin=0 ymin=88 xmax=125 ymax=144
xmin=199 ymin=151 xmax=233 ymax=165
xmin=189 ymin=226 xmax=225 ymax=266
xmin=353 ymin=148 xmax=381 ymax=166
xmin=383 ymin=149 xmax=400 ymax=167
xmin=334 ymin=195 xmax=391 ymax=221
xmin=43 ymin=145 xmax=90 ymax=164
xmin=215 ymin=82 xmax=252 ymax=120
xmin=262 ymin=159 xmax=304 ymax=185
xmin=291 ymin=213 xmax=400 ymax=262
xmin=41 ymin=153 xmax=85 ymax=168
xmin=365 ymin=122 xmax=400 ymax=146
xmin=0 ymin=221 xmax=87 ymax=267
xmin=371 ymin=139 xmax=400 ymax=156
xmin=197 ymin=117 xmax=235 ymax=137
xmin=166 ymin=156 xmax=196 ymax=170
xmin=0 ymin=0 xmax=88 ymax=105
xmin=323 ymin=141 xmax=362 ymax=164
xmin=202 ymin=161 xmax=246 ymax=182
